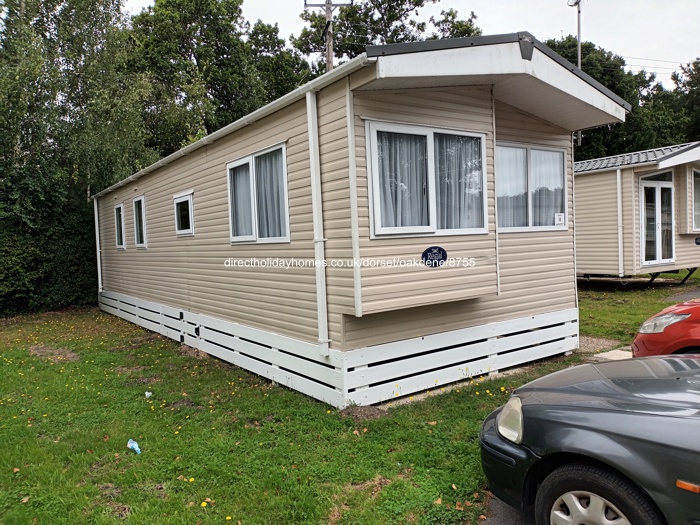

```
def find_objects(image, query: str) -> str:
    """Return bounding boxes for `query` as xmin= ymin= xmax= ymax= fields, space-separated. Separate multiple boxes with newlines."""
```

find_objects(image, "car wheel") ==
xmin=534 ymin=464 xmax=664 ymax=525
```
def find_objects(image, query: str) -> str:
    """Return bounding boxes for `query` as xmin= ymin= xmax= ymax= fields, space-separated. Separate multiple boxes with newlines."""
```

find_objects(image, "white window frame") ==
xmin=173 ymin=189 xmax=194 ymax=236
xmin=133 ymin=195 xmax=147 ymax=248
xmin=114 ymin=203 xmax=126 ymax=249
xmin=692 ymin=169 xmax=700 ymax=232
xmin=366 ymin=120 xmax=488 ymax=237
xmin=639 ymin=171 xmax=675 ymax=267
xmin=226 ymin=143 xmax=290 ymax=244
xmin=495 ymin=142 xmax=568 ymax=233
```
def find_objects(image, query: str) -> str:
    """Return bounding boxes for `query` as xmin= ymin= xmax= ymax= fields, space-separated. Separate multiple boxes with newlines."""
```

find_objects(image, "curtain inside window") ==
xmin=377 ymin=131 xmax=428 ymax=228
xmin=134 ymin=200 xmax=144 ymax=244
xmin=531 ymin=149 xmax=564 ymax=227
xmin=496 ymin=146 xmax=528 ymax=227
xmin=255 ymin=149 xmax=286 ymax=238
xmin=434 ymin=134 xmax=483 ymax=229
xmin=661 ymin=186 xmax=673 ymax=260
xmin=230 ymin=164 xmax=253 ymax=237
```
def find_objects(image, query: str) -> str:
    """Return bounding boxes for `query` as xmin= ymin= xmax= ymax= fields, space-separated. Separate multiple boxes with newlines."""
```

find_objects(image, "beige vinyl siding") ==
xmin=317 ymin=79 xmax=355 ymax=350
xmin=353 ymin=86 xmax=499 ymax=314
xmin=573 ymin=172 xmax=620 ymax=275
xmin=621 ymin=168 xmax=637 ymax=274
xmin=671 ymin=165 xmax=700 ymax=268
xmin=98 ymin=100 xmax=320 ymax=343
xmin=626 ymin=164 xmax=700 ymax=274
xmin=343 ymin=101 xmax=576 ymax=350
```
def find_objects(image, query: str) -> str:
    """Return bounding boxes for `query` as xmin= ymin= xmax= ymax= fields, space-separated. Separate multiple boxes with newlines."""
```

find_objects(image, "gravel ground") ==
xmin=577 ymin=336 xmax=623 ymax=354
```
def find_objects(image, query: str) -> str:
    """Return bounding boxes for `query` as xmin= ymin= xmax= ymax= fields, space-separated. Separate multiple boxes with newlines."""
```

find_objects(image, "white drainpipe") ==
xmin=93 ymin=198 xmax=103 ymax=292
xmin=616 ymin=168 xmax=624 ymax=277
xmin=306 ymin=91 xmax=330 ymax=356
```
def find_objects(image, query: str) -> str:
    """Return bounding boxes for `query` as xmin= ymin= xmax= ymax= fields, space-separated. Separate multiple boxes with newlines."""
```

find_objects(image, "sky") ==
xmin=124 ymin=0 xmax=700 ymax=88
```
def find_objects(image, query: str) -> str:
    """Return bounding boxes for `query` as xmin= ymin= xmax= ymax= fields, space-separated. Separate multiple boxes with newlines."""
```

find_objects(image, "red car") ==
xmin=632 ymin=299 xmax=700 ymax=357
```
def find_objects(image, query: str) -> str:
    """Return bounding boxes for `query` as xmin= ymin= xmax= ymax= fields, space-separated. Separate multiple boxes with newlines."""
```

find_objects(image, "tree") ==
xmin=291 ymin=0 xmax=481 ymax=70
xmin=130 ymin=0 xmax=265 ymax=156
xmin=249 ymin=21 xmax=313 ymax=105
xmin=545 ymin=36 xmax=688 ymax=160
xmin=673 ymin=59 xmax=700 ymax=141
xmin=1 ymin=0 xmax=157 ymax=314
xmin=428 ymin=9 xmax=480 ymax=39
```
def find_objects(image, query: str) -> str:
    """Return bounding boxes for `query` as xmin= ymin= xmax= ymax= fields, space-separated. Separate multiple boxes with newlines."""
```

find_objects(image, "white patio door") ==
xmin=640 ymin=173 xmax=674 ymax=266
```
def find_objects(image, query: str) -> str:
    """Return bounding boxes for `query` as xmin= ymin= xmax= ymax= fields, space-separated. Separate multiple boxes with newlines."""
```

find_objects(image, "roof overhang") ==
xmin=365 ymin=33 xmax=629 ymax=132
xmin=657 ymin=142 xmax=700 ymax=169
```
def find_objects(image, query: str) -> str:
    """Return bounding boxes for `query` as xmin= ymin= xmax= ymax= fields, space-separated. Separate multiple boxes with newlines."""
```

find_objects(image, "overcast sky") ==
xmin=124 ymin=0 xmax=699 ymax=88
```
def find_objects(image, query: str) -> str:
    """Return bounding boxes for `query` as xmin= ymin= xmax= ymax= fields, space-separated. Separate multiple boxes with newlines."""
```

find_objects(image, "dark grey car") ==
xmin=480 ymin=356 xmax=700 ymax=525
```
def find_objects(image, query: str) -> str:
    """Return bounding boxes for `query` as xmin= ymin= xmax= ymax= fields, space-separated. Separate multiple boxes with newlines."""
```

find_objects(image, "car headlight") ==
xmin=496 ymin=396 xmax=523 ymax=444
xmin=639 ymin=313 xmax=690 ymax=334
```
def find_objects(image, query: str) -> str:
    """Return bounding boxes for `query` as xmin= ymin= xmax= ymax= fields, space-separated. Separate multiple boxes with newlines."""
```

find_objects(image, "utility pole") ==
xmin=568 ymin=0 xmax=583 ymax=146
xmin=304 ymin=0 xmax=353 ymax=72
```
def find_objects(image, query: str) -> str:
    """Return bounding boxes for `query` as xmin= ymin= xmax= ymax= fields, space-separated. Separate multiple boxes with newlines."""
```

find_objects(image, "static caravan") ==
xmin=93 ymin=33 xmax=628 ymax=407
xmin=575 ymin=142 xmax=700 ymax=282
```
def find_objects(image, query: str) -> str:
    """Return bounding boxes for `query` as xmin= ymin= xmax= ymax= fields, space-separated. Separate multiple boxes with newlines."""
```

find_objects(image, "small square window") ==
xmin=133 ymin=196 xmax=147 ymax=247
xmin=173 ymin=191 xmax=194 ymax=236
xmin=114 ymin=204 xmax=125 ymax=249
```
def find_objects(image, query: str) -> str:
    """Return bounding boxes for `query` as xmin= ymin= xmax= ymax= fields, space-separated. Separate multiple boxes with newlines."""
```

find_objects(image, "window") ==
xmin=496 ymin=144 xmax=566 ymax=230
xmin=133 ymin=196 xmax=147 ymax=247
xmin=693 ymin=170 xmax=700 ymax=231
xmin=368 ymin=121 xmax=487 ymax=235
xmin=114 ymin=204 xmax=125 ymax=249
xmin=641 ymin=172 xmax=674 ymax=265
xmin=227 ymin=145 xmax=290 ymax=243
xmin=173 ymin=190 xmax=194 ymax=236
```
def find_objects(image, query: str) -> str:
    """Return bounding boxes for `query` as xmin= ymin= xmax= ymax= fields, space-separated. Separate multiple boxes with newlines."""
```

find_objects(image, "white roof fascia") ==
xmin=93 ymin=53 xmax=377 ymax=200
xmin=374 ymin=42 xmax=627 ymax=126
xmin=657 ymin=143 xmax=700 ymax=169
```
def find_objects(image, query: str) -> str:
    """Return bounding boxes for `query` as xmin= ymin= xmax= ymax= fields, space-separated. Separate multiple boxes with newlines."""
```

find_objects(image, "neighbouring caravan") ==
xmin=93 ymin=33 xmax=629 ymax=407
xmin=575 ymin=142 xmax=700 ymax=281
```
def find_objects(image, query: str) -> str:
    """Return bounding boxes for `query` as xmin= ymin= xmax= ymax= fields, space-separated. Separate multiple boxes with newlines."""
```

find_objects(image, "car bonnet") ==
xmin=514 ymin=356 xmax=700 ymax=417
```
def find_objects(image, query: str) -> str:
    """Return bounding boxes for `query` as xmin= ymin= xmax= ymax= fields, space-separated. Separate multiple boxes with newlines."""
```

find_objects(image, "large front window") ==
xmin=369 ymin=121 xmax=487 ymax=235
xmin=227 ymin=145 xmax=289 ymax=243
xmin=496 ymin=145 xmax=566 ymax=230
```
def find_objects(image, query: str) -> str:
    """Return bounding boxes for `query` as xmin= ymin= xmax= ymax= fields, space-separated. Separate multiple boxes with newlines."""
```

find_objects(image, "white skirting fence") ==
xmin=99 ymin=290 xmax=578 ymax=408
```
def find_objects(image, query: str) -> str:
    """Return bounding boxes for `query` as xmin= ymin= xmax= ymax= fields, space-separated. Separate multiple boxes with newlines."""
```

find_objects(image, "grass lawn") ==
xmin=2 ymin=275 xmax=695 ymax=524
xmin=0 ymin=308 xmax=586 ymax=525
xmin=578 ymin=270 xmax=700 ymax=342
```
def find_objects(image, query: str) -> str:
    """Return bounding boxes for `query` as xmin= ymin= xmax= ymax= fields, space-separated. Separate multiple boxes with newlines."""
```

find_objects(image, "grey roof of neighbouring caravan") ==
xmin=574 ymin=142 xmax=700 ymax=173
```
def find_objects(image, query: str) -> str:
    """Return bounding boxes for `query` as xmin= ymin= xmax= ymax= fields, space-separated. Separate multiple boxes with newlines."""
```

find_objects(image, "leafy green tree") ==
xmin=291 ymin=0 xmax=480 ymax=69
xmin=545 ymin=36 xmax=688 ymax=160
xmin=673 ymin=59 xmax=700 ymax=141
xmin=428 ymin=9 xmax=480 ymax=39
xmin=130 ymin=0 xmax=265 ymax=156
xmin=249 ymin=21 xmax=313 ymax=105
xmin=1 ymin=0 xmax=156 ymax=314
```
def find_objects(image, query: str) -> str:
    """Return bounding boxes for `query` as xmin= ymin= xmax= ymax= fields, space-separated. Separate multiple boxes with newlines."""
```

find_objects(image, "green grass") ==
xmin=0 ymin=308 xmax=587 ymax=525
xmin=4 ymin=273 xmax=697 ymax=524
xmin=578 ymin=270 xmax=700 ymax=342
